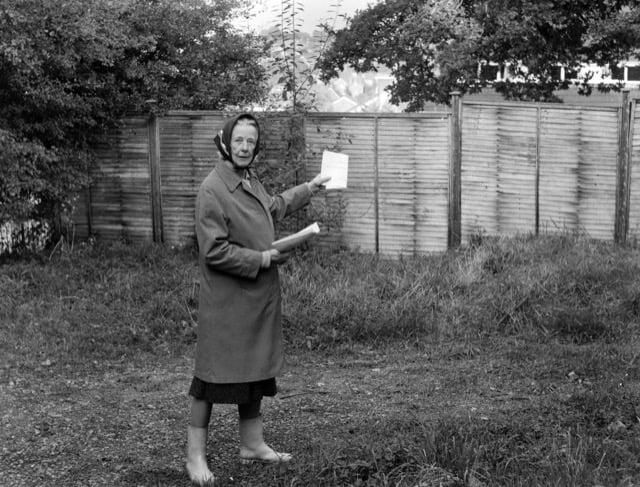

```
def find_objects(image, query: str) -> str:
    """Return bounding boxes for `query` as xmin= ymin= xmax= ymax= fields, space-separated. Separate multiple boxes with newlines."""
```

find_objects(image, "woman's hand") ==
xmin=269 ymin=249 xmax=290 ymax=265
xmin=262 ymin=249 xmax=290 ymax=268
xmin=307 ymin=174 xmax=331 ymax=194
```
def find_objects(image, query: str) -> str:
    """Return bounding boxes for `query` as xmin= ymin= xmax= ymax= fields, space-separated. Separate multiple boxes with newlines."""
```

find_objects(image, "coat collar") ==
xmin=216 ymin=160 xmax=254 ymax=193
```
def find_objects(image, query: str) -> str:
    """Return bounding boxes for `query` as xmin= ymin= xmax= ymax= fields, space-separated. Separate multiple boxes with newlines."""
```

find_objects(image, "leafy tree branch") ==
xmin=318 ymin=0 xmax=640 ymax=110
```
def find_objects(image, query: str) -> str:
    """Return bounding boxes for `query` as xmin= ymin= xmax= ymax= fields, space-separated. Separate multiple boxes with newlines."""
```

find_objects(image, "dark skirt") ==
xmin=188 ymin=376 xmax=277 ymax=404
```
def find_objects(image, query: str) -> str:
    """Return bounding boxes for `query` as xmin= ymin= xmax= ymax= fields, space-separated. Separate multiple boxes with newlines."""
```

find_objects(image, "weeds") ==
xmin=0 ymin=240 xmax=199 ymax=363
xmin=1 ymin=234 xmax=640 ymax=485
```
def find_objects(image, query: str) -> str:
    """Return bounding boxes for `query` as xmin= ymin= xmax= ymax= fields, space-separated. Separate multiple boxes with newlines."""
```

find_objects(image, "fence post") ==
xmin=148 ymin=114 xmax=164 ymax=243
xmin=448 ymin=91 xmax=462 ymax=248
xmin=85 ymin=186 xmax=93 ymax=237
xmin=374 ymin=115 xmax=380 ymax=253
xmin=614 ymin=89 xmax=631 ymax=244
xmin=535 ymin=104 xmax=541 ymax=236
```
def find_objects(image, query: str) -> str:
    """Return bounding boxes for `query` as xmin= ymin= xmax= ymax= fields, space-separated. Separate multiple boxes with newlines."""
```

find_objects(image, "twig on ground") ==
xmin=280 ymin=390 xmax=330 ymax=399
xmin=49 ymin=236 xmax=63 ymax=260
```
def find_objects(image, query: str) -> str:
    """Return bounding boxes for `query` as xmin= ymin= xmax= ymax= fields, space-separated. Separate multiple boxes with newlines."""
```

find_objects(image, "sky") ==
xmin=247 ymin=0 xmax=380 ymax=33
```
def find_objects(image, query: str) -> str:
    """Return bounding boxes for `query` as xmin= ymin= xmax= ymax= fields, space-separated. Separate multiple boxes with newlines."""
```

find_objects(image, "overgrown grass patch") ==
xmin=0 ymin=240 xmax=199 ymax=364
xmin=282 ymin=234 xmax=640 ymax=349
xmin=1 ymin=233 xmax=640 ymax=485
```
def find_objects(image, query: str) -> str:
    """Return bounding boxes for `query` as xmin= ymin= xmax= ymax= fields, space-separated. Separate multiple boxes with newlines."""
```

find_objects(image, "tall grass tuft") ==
xmin=3 ymin=233 xmax=640 ymax=362
xmin=0 ymin=240 xmax=199 ymax=364
xmin=281 ymin=234 xmax=640 ymax=349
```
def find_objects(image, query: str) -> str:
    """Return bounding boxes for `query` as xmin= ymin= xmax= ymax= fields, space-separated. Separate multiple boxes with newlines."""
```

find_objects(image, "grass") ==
xmin=1 ymin=233 xmax=639 ymax=486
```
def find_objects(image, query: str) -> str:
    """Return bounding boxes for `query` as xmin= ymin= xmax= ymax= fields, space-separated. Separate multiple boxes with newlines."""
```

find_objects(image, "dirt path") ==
xmin=1 ymin=343 xmax=555 ymax=486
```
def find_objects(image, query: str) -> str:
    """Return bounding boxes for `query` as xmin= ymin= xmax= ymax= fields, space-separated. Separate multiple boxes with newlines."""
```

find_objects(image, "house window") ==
xmin=565 ymin=68 xmax=578 ymax=80
xmin=611 ymin=66 xmax=625 ymax=80
xmin=480 ymin=64 xmax=500 ymax=81
xmin=627 ymin=66 xmax=640 ymax=81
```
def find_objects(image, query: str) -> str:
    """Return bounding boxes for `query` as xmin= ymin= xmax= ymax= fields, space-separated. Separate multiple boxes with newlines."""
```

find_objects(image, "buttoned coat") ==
xmin=194 ymin=161 xmax=312 ymax=383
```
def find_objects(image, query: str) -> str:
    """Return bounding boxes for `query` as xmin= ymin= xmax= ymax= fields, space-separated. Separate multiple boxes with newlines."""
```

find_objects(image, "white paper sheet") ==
xmin=272 ymin=222 xmax=320 ymax=252
xmin=321 ymin=150 xmax=348 ymax=189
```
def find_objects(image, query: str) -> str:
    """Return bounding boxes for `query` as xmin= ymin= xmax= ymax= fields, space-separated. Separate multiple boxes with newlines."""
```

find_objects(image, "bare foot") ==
xmin=240 ymin=442 xmax=292 ymax=464
xmin=186 ymin=456 xmax=214 ymax=485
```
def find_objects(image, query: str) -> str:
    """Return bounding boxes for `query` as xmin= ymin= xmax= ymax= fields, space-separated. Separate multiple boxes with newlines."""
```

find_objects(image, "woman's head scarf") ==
xmin=214 ymin=113 xmax=261 ymax=165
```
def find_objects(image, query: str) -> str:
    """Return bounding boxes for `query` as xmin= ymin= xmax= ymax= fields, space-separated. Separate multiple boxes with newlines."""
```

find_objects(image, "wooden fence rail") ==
xmin=72 ymin=91 xmax=639 ymax=255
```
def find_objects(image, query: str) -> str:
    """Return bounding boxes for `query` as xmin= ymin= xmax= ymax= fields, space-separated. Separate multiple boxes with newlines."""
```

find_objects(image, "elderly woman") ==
xmin=186 ymin=113 xmax=329 ymax=485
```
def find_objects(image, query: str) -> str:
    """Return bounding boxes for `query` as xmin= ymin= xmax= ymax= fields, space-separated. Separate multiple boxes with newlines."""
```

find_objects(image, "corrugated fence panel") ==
xmin=575 ymin=108 xmax=619 ymax=240
xmin=159 ymin=113 xmax=223 ymax=245
xmin=377 ymin=118 xmax=415 ymax=254
xmin=629 ymin=101 xmax=640 ymax=241
xmin=539 ymin=108 xmax=583 ymax=233
xmin=461 ymin=103 xmax=537 ymax=242
xmin=495 ymin=106 xmax=537 ymax=235
xmin=415 ymin=116 xmax=450 ymax=253
xmin=89 ymin=118 xmax=153 ymax=242
xmin=377 ymin=115 xmax=449 ymax=255
xmin=305 ymin=115 xmax=377 ymax=252
xmin=78 ymin=106 xmax=629 ymax=253
xmin=462 ymin=104 xmax=499 ymax=240
xmin=539 ymin=107 xmax=618 ymax=238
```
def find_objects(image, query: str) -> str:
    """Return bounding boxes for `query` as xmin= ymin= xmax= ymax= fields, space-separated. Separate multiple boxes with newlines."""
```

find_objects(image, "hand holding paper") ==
xmin=308 ymin=173 xmax=332 ymax=193
xmin=269 ymin=249 xmax=291 ymax=265
xmin=321 ymin=150 xmax=348 ymax=189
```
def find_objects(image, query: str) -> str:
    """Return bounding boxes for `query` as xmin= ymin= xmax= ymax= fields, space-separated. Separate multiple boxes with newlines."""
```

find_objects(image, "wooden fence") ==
xmin=462 ymin=101 xmax=622 ymax=241
xmin=72 ymin=91 xmax=639 ymax=255
xmin=630 ymin=98 xmax=640 ymax=240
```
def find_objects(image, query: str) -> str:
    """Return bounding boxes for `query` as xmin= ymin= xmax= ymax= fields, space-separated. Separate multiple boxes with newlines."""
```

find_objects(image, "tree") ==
xmin=261 ymin=0 xmax=345 ymax=111
xmin=470 ymin=0 xmax=640 ymax=100
xmin=0 ymin=0 xmax=269 ymax=234
xmin=317 ymin=0 xmax=640 ymax=110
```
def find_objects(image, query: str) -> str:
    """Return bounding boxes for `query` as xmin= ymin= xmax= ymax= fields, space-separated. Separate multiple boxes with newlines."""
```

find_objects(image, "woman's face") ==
xmin=230 ymin=121 xmax=258 ymax=168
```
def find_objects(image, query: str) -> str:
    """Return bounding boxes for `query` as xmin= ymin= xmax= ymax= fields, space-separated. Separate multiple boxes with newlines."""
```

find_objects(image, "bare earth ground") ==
xmin=1 ymin=340 xmax=637 ymax=486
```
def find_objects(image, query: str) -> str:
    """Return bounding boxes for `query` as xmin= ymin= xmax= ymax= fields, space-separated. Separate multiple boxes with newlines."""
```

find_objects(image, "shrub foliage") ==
xmin=0 ymin=0 xmax=268 ymax=232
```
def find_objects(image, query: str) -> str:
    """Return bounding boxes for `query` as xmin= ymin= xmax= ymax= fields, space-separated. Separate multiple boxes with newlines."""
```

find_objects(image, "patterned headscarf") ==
xmin=213 ymin=113 xmax=261 ymax=165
